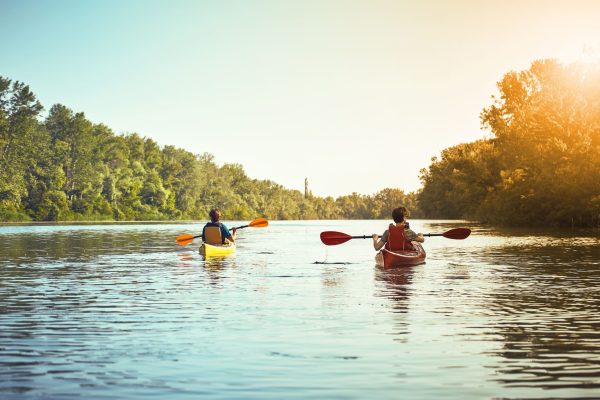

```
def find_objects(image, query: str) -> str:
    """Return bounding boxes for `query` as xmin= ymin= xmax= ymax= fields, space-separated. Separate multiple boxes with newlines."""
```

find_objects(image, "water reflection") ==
xmin=321 ymin=265 xmax=345 ymax=287
xmin=176 ymin=249 xmax=238 ymax=282
xmin=374 ymin=267 xmax=415 ymax=345
xmin=375 ymin=267 xmax=413 ymax=308
xmin=0 ymin=229 xmax=169 ymax=261
xmin=2 ymin=222 xmax=600 ymax=398
xmin=472 ymin=241 xmax=600 ymax=390
xmin=178 ymin=251 xmax=194 ymax=264
xmin=202 ymin=256 xmax=237 ymax=275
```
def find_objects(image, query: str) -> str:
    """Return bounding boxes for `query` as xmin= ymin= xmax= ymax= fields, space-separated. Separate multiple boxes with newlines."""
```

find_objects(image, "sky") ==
xmin=2 ymin=0 xmax=600 ymax=197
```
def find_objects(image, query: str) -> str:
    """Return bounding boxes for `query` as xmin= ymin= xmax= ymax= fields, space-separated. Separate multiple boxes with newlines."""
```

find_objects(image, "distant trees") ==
xmin=0 ymin=76 xmax=419 ymax=222
xmin=418 ymin=59 xmax=600 ymax=227
xmin=13 ymin=57 xmax=598 ymax=228
xmin=334 ymin=189 xmax=419 ymax=220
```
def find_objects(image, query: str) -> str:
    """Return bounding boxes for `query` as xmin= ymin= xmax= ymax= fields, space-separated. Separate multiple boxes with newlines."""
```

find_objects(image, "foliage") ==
xmin=0 ymin=77 xmax=419 ymax=222
xmin=419 ymin=59 xmax=600 ymax=227
xmin=8 ymin=59 xmax=597 ymax=228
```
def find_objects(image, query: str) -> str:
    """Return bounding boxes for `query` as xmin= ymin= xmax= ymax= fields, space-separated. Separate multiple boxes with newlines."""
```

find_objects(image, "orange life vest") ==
xmin=385 ymin=223 xmax=415 ymax=251
xmin=204 ymin=226 xmax=223 ymax=245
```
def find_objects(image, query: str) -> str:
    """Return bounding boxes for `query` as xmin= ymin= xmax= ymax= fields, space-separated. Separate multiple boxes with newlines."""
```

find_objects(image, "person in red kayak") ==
xmin=372 ymin=206 xmax=424 ymax=251
xmin=202 ymin=208 xmax=237 ymax=245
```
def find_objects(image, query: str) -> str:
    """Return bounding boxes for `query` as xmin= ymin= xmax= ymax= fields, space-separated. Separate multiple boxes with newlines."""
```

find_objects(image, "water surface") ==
xmin=1 ymin=220 xmax=600 ymax=399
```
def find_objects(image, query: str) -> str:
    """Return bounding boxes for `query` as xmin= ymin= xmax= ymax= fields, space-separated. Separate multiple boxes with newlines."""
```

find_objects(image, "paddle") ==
xmin=424 ymin=228 xmax=471 ymax=239
xmin=320 ymin=228 xmax=471 ymax=246
xmin=176 ymin=218 xmax=269 ymax=246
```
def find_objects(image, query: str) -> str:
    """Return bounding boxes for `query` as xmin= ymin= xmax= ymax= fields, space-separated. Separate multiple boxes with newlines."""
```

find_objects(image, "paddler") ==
xmin=372 ymin=206 xmax=424 ymax=251
xmin=202 ymin=208 xmax=237 ymax=245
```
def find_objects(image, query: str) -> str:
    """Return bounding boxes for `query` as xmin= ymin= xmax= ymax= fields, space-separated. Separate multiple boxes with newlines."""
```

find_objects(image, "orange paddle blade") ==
xmin=176 ymin=233 xmax=196 ymax=246
xmin=248 ymin=218 xmax=268 ymax=228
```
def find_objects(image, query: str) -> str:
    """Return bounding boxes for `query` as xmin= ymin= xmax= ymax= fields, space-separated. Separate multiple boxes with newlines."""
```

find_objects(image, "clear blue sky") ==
xmin=2 ymin=0 xmax=600 ymax=197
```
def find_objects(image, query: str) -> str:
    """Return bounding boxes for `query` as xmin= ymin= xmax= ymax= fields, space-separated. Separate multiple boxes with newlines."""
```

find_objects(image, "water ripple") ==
xmin=1 ymin=222 xmax=600 ymax=398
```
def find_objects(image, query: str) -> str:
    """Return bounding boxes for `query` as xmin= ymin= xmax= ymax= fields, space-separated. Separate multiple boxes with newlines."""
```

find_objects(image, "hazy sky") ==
xmin=2 ymin=0 xmax=600 ymax=197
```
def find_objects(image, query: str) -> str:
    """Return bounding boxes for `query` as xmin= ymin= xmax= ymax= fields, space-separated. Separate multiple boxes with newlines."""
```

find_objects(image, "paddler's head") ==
xmin=392 ymin=207 xmax=409 ymax=224
xmin=209 ymin=208 xmax=221 ymax=223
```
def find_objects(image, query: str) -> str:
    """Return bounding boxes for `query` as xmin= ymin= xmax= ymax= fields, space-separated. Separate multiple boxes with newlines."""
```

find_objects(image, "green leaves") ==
xmin=1 ymin=75 xmax=428 ymax=222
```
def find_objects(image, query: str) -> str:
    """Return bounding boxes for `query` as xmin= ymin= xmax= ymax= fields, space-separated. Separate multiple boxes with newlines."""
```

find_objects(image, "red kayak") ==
xmin=375 ymin=241 xmax=426 ymax=268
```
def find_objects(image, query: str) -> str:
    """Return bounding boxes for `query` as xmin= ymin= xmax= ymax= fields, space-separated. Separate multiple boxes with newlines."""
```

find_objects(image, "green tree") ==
xmin=45 ymin=104 xmax=104 ymax=217
xmin=1 ymin=75 xmax=426 ymax=223
xmin=0 ymin=78 xmax=44 ymax=219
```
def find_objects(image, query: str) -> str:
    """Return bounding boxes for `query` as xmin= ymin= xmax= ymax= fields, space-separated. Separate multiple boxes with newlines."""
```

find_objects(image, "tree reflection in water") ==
xmin=474 ymin=241 xmax=600 ymax=390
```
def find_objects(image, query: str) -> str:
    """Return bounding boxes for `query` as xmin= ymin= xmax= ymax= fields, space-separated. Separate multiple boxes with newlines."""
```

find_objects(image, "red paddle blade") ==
xmin=176 ymin=233 xmax=195 ymax=246
xmin=320 ymin=231 xmax=353 ymax=245
xmin=248 ymin=218 xmax=268 ymax=228
xmin=442 ymin=228 xmax=471 ymax=240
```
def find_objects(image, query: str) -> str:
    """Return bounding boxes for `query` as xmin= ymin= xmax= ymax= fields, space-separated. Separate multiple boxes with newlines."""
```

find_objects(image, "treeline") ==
xmin=419 ymin=59 xmax=600 ymax=227
xmin=8 ymin=59 xmax=593 ymax=227
xmin=0 ymin=77 xmax=417 ymax=222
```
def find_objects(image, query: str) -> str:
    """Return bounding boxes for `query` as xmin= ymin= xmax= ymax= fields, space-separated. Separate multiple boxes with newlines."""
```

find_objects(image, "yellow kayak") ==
xmin=199 ymin=242 xmax=236 ymax=257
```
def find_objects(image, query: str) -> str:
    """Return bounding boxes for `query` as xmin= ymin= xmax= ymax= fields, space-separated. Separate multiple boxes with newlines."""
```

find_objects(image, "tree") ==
xmin=0 ymin=78 xmax=44 ymax=218
xmin=1 ymin=75 xmax=426 ymax=223
xmin=419 ymin=59 xmax=600 ymax=227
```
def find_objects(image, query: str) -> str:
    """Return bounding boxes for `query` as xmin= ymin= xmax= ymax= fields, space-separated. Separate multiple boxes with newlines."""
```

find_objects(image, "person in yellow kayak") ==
xmin=202 ymin=208 xmax=237 ymax=245
xmin=372 ymin=206 xmax=424 ymax=251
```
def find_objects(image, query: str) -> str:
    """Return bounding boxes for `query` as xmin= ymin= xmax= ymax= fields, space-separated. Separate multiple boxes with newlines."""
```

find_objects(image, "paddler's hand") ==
xmin=372 ymin=234 xmax=383 ymax=250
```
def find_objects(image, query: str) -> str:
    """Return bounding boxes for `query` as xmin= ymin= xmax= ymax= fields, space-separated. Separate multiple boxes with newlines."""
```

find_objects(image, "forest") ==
xmin=0 ymin=76 xmax=417 ymax=222
xmin=2 ymin=58 xmax=599 ymax=226
xmin=419 ymin=59 xmax=600 ymax=227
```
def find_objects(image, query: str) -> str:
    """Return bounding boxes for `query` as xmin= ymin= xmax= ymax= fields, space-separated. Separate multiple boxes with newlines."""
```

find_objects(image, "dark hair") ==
xmin=392 ymin=206 xmax=409 ymax=223
xmin=209 ymin=208 xmax=221 ymax=223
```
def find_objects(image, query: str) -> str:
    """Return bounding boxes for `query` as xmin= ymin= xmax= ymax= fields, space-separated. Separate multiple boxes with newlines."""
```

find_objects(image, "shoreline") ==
xmin=0 ymin=218 xmax=467 ymax=227
xmin=0 ymin=220 xmax=204 ymax=226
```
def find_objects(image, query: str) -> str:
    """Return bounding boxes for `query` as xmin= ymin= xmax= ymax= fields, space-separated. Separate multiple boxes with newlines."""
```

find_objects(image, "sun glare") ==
xmin=572 ymin=44 xmax=599 ymax=64
xmin=554 ymin=42 xmax=600 ymax=66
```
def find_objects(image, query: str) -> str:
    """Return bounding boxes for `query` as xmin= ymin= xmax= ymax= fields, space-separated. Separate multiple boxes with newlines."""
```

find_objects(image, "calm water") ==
xmin=1 ymin=220 xmax=600 ymax=399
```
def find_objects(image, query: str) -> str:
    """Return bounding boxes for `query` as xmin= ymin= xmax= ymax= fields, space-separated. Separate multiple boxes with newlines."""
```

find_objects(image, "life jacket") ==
xmin=204 ymin=224 xmax=223 ymax=245
xmin=385 ymin=223 xmax=415 ymax=251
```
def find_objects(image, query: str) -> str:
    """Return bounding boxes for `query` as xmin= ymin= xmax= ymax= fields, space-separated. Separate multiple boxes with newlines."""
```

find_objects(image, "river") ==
xmin=1 ymin=220 xmax=599 ymax=399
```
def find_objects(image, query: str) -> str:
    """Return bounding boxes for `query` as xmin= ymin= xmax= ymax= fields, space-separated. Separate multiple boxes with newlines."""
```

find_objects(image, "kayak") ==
xmin=375 ymin=241 xmax=426 ymax=268
xmin=199 ymin=242 xmax=236 ymax=257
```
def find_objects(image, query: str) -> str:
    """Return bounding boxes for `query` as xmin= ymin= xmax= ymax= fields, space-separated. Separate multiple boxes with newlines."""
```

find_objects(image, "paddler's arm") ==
xmin=372 ymin=234 xmax=385 ymax=250
xmin=406 ymin=228 xmax=425 ymax=243
xmin=222 ymin=224 xmax=236 ymax=244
